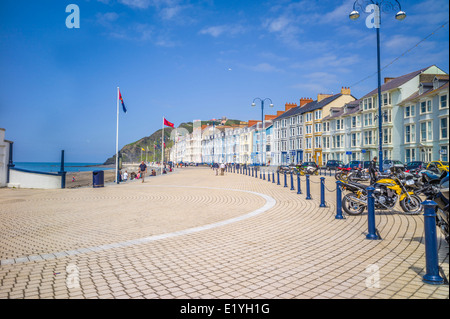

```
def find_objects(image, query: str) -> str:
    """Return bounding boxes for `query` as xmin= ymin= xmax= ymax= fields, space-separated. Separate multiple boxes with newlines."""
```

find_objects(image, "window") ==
xmin=306 ymin=138 xmax=312 ymax=149
xmin=405 ymin=105 xmax=415 ymax=118
xmin=315 ymin=123 xmax=321 ymax=132
xmin=381 ymin=92 xmax=392 ymax=106
xmin=440 ymin=95 xmax=448 ymax=109
xmin=305 ymin=113 xmax=312 ymax=122
xmin=420 ymin=121 xmax=433 ymax=142
xmin=441 ymin=145 xmax=448 ymax=162
xmin=334 ymin=135 xmax=343 ymax=148
xmin=351 ymin=116 xmax=358 ymax=128
xmin=323 ymin=136 xmax=330 ymax=149
xmin=364 ymin=131 xmax=373 ymax=145
xmin=315 ymin=136 xmax=322 ymax=148
xmin=315 ymin=110 xmax=322 ymax=120
xmin=383 ymin=128 xmax=392 ymax=144
xmin=405 ymin=148 xmax=416 ymax=163
xmin=441 ymin=117 xmax=448 ymax=139
xmin=420 ymin=100 xmax=432 ymax=114
xmin=363 ymin=97 xmax=373 ymax=110
xmin=364 ymin=113 xmax=373 ymax=127
xmin=336 ymin=119 xmax=344 ymax=130
xmin=351 ymin=133 xmax=360 ymax=147
xmin=305 ymin=125 xmax=312 ymax=134
xmin=405 ymin=124 xmax=415 ymax=143
xmin=384 ymin=109 xmax=392 ymax=123
xmin=323 ymin=122 xmax=329 ymax=132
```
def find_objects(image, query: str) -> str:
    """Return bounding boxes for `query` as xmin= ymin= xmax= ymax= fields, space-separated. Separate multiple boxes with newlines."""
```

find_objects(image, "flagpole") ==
xmin=115 ymin=87 xmax=119 ymax=184
xmin=161 ymin=117 xmax=164 ymax=175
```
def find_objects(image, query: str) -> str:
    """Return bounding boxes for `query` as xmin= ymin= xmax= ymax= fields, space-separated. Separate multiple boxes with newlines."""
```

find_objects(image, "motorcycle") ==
xmin=299 ymin=165 xmax=319 ymax=176
xmin=335 ymin=166 xmax=351 ymax=181
xmin=347 ymin=167 xmax=371 ymax=182
xmin=416 ymin=171 xmax=449 ymax=244
xmin=341 ymin=169 xmax=423 ymax=215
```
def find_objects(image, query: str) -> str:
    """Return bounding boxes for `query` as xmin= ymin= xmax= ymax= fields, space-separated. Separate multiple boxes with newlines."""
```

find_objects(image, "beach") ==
xmin=65 ymin=164 xmax=163 ymax=188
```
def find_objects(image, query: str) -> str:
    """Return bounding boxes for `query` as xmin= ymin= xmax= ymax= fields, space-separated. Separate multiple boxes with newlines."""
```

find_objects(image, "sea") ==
xmin=13 ymin=162 xmax=115 ymax=173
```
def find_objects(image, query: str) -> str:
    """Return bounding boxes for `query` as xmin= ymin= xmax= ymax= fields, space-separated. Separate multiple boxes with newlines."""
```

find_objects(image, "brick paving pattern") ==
xmin=0 ymin=167 xmax=448 ymax=299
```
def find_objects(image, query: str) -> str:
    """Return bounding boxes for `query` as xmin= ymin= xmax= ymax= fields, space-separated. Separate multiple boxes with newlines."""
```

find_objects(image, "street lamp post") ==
xmin=349 ymin=0 xmax=406 ymax=173
xmin=252 ymin=98 xmax=274 ymax=166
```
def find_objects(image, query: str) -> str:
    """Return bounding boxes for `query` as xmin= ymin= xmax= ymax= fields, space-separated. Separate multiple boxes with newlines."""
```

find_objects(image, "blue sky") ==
xmin=0 ymin=0 xmax=448 ymax=162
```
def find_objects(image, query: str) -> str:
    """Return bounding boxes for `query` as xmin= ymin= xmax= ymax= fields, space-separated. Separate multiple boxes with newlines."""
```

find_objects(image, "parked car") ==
xmin=426 ymin=161 xmax=449 ymax=173
xmin=325 ymin=160 xmax=344 ymax=170
xmin=301 ymin=161 xmax=319 ymax=169
xmin=347 ymin=161 xmax=363 ymax=169
xmin=405 ymin=161 xmax=427 ymax=172
xmin=362 ymin=161 xmax=376 ymax=169
xmin=382 ymin=160 xmax=405 ymax=171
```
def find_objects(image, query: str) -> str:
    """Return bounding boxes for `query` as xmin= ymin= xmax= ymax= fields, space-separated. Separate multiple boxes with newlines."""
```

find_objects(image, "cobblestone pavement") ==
xmin=0 ymin=167 xmax=448 ymax=299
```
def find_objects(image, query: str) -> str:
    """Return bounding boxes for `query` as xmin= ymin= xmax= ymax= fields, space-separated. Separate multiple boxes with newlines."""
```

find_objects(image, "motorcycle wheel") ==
xmin=399 ymin=194 xmax=423 ymax=215
xmin=342 ymin=193 xmax=365 ymax=215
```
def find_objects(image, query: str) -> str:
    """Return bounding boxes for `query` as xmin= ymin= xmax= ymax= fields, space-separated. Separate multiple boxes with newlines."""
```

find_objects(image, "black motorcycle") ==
xmin=417 ymin=171 xmax=449 ymax=244
xmin=347 ymin=167 xmax=371 ymax=182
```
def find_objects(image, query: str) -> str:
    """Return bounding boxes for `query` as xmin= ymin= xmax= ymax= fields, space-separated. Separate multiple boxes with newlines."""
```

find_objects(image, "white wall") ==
xmin=8 ymin=169 xmax=62 ymax=189
xmin=0 ymin=128 xmax=10 ymax=187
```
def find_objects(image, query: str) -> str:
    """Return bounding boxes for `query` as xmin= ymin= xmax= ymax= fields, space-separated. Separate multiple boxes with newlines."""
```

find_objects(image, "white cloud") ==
xmin=199 ymin=25 xmax=245 ymax=37
xmin=248 ymin=62 xmax=283 ymax=73
xmin=118 ymin=0 xmax=152 ymax=9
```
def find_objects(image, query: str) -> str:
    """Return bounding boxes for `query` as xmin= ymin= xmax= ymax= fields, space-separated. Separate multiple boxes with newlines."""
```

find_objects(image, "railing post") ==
xmin=263 ymin=169 xmax=265 ymax=180
xmin=255 ymin=167 xmax=258 ymax=179
xmin=366 ymin=186 xmax=379 ymax=240
xmin=335 ymin=181 xmax=344 ymax=219
xmin=305 ymin=174 xmax=311 ymax=200
xmin=284 ymin=171 xmax=287 ymax=188
xmin=277 ymin=171 xmax=280 ymax=185
xmin=290 ymin=171 xmax=294 ymax=190
xmin=320 ymin=177 xmax=326 ymax=207
xmin=268 ymin=170 xmax=270 ymax=182
xmin=422 ymin=200 xmax=445 ymax=285
xmin=297 ymin=173 xmax=302 ymax=194
xmin=272 ymin=172 xmax=275 ymax=184
xmin=59 ymin=150 xmax=66 ymax=189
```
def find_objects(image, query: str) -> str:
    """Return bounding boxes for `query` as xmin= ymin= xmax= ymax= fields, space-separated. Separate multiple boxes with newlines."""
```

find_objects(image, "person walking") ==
xmin=139 ymin=161 xmax=147 ymax=183
xmin=369 ymin=156 xmax=378 ymax=185
xmin=220 ymin=162 xmax=225 ymax=176
xmin=123 ymin=170 xmax=128 ymax=182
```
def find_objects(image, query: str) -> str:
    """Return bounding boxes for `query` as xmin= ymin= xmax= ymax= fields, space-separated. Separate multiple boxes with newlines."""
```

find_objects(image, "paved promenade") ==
xmin=0 ymin=167 xmax=448 ymax=300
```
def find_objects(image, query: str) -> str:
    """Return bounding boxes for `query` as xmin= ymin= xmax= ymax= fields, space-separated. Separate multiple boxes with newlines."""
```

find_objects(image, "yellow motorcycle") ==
xmin=341 ymin=172 xmax=422 ymax=215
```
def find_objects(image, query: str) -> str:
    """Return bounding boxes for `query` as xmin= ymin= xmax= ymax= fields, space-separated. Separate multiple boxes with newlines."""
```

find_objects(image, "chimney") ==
xmin=277 ymin=110 xmax=285 ymax=117
xmin=384 ymin=77 xmax=395 ymax=84
xmin=340 ymin=86 xmax=351 ymax=95
xmin=265 ymin=114 xmax=277 ymax=121
xmin=285 ymin=102 xmax=297 ymax=111
xmin=317 ymin=93 xmax=333 ymax=102
xmin=300 ymin=97 xmax=313 ymax=107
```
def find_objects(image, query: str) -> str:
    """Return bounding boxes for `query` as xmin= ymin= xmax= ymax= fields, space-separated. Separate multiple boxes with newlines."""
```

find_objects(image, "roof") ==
xmin=323 ymin=99 xmax=360 ymax=120
xmin=274 ymin=93 xmax=353 ymax=121
xmin=361 ymin=66 xmax=432 ymax=99
xmin=400 ymin=82 xmax=449 ymax=105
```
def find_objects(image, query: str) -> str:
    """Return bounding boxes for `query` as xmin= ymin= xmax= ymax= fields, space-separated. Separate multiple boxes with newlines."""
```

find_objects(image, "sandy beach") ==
xmin=65 ymin=164 xmax=163 ymax=188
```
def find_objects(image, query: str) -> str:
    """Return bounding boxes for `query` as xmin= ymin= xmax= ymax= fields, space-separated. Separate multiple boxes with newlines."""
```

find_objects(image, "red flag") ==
xmin=118 ymin=90 xmax=127 ymax=113
xmin=164 ymin=118 xmax=174 ymax=128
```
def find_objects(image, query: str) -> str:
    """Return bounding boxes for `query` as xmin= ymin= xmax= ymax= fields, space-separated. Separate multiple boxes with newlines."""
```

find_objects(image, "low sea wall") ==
xmin=8 ymin=168 xmax=63 ymax=189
